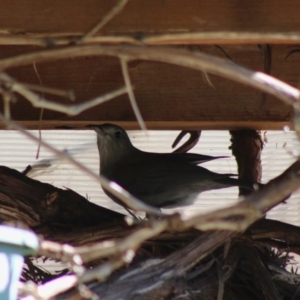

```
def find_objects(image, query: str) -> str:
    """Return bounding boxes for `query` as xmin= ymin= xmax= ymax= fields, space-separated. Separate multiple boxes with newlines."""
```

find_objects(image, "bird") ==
xmin=91 ymin=123 xmax=258 ymax=210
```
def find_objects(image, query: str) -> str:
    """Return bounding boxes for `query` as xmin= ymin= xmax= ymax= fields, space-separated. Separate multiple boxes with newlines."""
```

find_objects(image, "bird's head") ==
xmin=90 ymin=123 xmax=135 ymax=169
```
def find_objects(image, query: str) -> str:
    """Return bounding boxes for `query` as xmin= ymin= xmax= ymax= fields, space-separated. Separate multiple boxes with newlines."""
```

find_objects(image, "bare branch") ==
xmin=79 ymin=0 xmax=129 ymax=43
xmin=21 ymin=83 xmax=75 ymax=100
xmin=0 ymin=34 xmax=139 ymax=46
xmin=120 ymin=57 xmax=147 ymax=131
xmin=1 ymin=89 xmax=11 ymax=119
xmin=243 ymin=160 xmax=300 ymax=212
xmin=38 ymin=221 xmax=167 ymax=264
xmin=33 ymin=62 xmax=44 ymax=159
xmin=0 ymin=73 xmax=127 ymax=116
xmin=4 ymin=32 xmax=300 ymax=47
xmin=143 ymin=32 xmax=300 ymax=45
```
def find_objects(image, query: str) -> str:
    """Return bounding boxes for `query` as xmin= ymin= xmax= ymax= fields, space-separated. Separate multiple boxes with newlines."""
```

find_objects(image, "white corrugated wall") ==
xmin=0 ymin=129 xmax=299 ymax=224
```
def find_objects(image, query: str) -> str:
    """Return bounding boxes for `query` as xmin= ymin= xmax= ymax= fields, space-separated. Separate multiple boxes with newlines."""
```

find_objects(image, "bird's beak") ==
xmin=87 ymin=125 xmax=105 ymax=135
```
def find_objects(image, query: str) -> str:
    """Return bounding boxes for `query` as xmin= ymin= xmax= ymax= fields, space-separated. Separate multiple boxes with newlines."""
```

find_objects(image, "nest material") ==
xmin=1 ymin=165 xmax=300 ymax=300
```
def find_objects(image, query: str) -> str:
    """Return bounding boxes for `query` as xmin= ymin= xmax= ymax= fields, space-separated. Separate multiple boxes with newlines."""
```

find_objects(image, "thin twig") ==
xmin=33 ymin=62 xmax=44 ymax=159
xmin=120 ymin=57 xmax=147 ymax=131
xmin=33 ymin=62 xmax=43 ymax=96
xmin=201 ymin=70 xmax=215 ymax=89
xmin=2 ymin=90 xmax=11 ymax=120
xmin=217 ymin=260 xmax=225 ymax=300
xmin=22 ymin=83 xmax=75 ymax=100
xmin=0 ymin=73 xmax=127 ymax=116
xmin=36 ymin=108 xmax=43 ymax=160
xmin=78 ymin=0 xmax=129 ymax=43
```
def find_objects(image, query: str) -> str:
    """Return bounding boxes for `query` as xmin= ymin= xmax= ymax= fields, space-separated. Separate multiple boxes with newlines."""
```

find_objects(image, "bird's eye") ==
xmin=114 ymin=130 xmax=122 ymax=138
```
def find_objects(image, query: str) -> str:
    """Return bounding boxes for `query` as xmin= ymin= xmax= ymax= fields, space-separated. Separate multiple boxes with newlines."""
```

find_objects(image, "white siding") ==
xmin=1 ymin=129 xmax=299 ymax=224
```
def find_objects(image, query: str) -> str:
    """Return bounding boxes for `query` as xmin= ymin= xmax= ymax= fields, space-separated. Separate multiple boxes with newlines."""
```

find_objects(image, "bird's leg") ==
xmin=172 ymin=130 xmax=201 ymax=153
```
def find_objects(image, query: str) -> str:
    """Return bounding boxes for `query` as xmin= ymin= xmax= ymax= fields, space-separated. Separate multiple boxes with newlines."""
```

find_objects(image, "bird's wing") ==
xmin=110 ymin=161 xmax=169 ymax=196
xmin=109 ymin=159 xmax=233 ymax=198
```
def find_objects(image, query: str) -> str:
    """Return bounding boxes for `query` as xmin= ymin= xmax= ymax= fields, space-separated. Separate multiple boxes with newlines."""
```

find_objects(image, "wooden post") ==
xmin=229 ymin=130 xmax=264 ymax=196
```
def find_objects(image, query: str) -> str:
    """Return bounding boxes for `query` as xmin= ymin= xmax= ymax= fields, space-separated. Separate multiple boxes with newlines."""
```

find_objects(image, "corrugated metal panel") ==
xmin=1 ymin=129 xmax=299 ymax=224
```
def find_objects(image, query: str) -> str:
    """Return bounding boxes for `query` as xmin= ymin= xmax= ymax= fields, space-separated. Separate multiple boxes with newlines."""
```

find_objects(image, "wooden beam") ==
xmin=0 ymin=45 xmax=296 ymax=129
xmin=1 ymin=0 xmax=300 ymax=36
xmin=0 ymin=121 xmax=291 ymax=130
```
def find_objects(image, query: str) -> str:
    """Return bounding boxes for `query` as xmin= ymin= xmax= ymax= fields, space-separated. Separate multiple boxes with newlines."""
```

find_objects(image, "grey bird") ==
xmin=91 ymin=123 xmax=257 ymax=210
